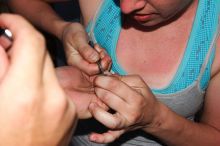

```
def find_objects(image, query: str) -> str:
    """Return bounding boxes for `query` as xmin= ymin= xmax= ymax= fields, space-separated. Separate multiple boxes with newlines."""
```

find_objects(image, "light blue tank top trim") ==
xmin=86 ymin=0 xmax=220 ymax=95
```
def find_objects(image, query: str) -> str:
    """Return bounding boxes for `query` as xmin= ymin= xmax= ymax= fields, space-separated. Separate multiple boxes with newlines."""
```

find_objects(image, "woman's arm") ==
xmin=8 ymin=0 xmax=70 ymax=39
xmin=145 ymin=70 xmax=220 ymax=146
xmin=143 ymin=37 xmax=220 ymax=145
xmin=8 ymin=0 xmax=111 ymax=75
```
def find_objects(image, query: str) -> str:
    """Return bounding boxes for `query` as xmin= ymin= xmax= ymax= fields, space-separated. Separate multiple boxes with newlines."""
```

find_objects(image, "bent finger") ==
xmin=89 ymin=102 xmax=125 ymax=129
xmin=95 ymin=87 xmax=128 ymax=115
xmin=66 ymin=31 xmax=100 ymax=63
xmin=66 ymin=43 xmax=102 ymax=75
xmin=0 ymin=14 xmax=46 ymax=83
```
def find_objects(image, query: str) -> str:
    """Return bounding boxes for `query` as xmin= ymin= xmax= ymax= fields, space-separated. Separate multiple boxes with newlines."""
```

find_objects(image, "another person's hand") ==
xmin=62 ymin=22 xmax=112 ymax=75
xmin=88 ymin=75 xmax=163 ymax=143
xmin=0 ymin=14 xmax=77 ymax=146
xmin=56 ymin=66 xmax=109 ymax=119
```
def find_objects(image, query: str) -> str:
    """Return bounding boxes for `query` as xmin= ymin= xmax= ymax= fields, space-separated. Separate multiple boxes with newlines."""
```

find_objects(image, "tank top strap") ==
xmin=153 ymin=0 xmax=220 ymax=94
xmin=86 ymin=0 xmax=126 ymax=74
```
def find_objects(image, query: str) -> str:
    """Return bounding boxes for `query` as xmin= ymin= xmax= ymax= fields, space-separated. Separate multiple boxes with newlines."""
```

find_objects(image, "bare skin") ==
xmin=56 ymin=66 xmax=109 ymax=119
xmin=0 ymin=14 xmax=77 ymax=146
xmin=7 ymin=0 xmax=220 ymax=145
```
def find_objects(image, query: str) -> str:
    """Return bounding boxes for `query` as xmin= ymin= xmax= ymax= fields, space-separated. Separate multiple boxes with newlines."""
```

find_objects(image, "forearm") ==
xmin=145 ymin=103 xmax=220 ymax=146
xmin=8 ymin=0 xmax=71 ymax=39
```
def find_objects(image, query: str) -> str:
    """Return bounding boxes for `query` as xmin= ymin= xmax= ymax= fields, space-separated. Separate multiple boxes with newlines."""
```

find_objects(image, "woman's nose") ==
xmin=120 ymin=0 xmax=146 ymax=14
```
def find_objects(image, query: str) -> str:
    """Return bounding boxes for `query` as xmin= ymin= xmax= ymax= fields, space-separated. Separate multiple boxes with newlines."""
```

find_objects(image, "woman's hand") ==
xmin=62 ymin=22 xmax=112 ymax=75
xmin=88 ymin=75 xmax=163 ymax=143
xmin=0 ymin=14 xmax=77 ymax=146
xmin=56 ymin=66 xmax=109 ymax=119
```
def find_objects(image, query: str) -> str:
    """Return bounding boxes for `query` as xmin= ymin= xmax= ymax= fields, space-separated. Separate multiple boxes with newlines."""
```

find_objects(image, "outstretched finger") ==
xmin=114 ymin=75 xmax=151 ymax=96
xmin=94 ymin=75 xmax=142 ymax=103
xmin=89 ymin=130 xmax=124 ymax=144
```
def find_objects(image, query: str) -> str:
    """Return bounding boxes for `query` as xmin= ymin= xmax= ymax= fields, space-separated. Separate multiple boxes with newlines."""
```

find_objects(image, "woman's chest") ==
xmin=116 ymin=27 xmax=190 ymax=88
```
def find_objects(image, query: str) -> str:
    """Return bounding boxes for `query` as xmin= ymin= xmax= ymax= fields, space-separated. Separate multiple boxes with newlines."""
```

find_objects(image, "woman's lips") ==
xmin=133 ymin=14 xmax=153 ymax=22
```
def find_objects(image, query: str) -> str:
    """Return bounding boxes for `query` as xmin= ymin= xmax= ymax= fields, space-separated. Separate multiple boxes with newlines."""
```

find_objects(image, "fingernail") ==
xmin=94 ymin=44 xmax=102 ymax=52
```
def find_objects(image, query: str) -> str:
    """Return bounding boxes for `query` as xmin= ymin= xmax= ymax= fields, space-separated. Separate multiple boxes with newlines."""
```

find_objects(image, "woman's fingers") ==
xmin=94 ymin=87 xmax=128 ymax=115
xmin=94 ymin=75 xmax=142 ymax=103
xmin=91 ymin=75 xmax=158 ymax=134
xmin=63 ymin=23 xmax=100 ymax=75
xmin=63 ymin=23 xmax=112 ymax=75
xmin=63 ymin=23 xmax=100 ymax=63
xmin=116 ymin=75 xmax=151 ymax=97
xmin=67 ymin=43 xmax=112 ymax=75
xmin=89 ymin=102 xmax=127 ymax=129
xmin=66 ymin=42 xmax=100 ymax=74
xmin=89 ymin=130 xmax=125 ymax=144
xmin=94 ymin=44 xmax=112 ymax=72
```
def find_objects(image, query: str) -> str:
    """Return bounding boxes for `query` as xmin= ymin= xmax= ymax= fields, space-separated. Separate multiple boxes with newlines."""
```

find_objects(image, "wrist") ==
xmin=60 ymin=22 xmax=85 ymax=42
xmin=53 ymin=20 xmax=72 ymax=40
xmin=143 ymin=102 xmax=170 ymax=133
xmin=143 ymin=102 xmax=186 ymax=139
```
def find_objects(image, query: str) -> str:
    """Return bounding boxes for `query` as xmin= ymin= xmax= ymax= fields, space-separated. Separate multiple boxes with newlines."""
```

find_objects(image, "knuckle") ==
xmin=15 ymin=90 xmax=40 ymax=113
xmin=135 ymin=95 xmax=144 ymax=105
xmin=79 ymin=46 xmax=89 ymax=55
xmin=110 ymin=118 xmax=122 ymax=129
xmin=110 ymin=122 xmax=118 ymax=129
xmin=100 ymin=93 xmax=109 ymax=101
xmin=52 ymin=93 xmax=69 ymax=112
xmin=126 ymin=104 xmax=145 ymax=124
xmin=82 ymin=46 xmax=97 ymax=58
xmin=107 ymin=77 xmax=120 ymax=89
xmin=34 ymin=33 xmax=46 ymax=45
xmin=95 ymin=76 xmax=119 ymax=88
xmin=133 ymin=75 xmax=145 ymax=84
xmin=96 ymin=88 xmax=106 ymax=98
xmin=86 ymin=69 xmax=96 ymax=76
